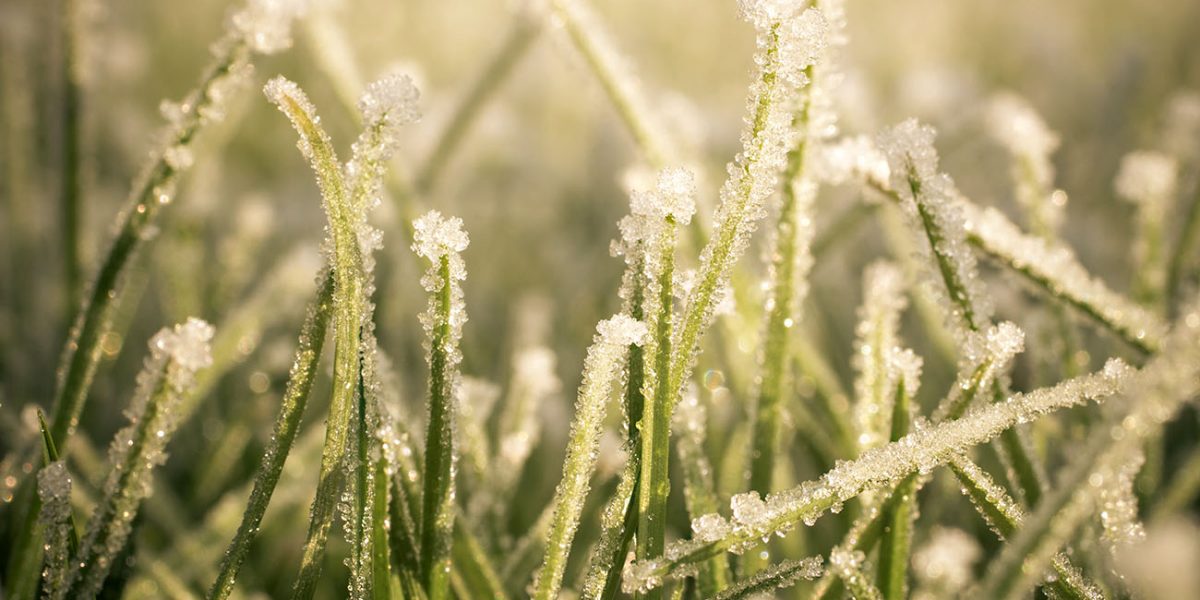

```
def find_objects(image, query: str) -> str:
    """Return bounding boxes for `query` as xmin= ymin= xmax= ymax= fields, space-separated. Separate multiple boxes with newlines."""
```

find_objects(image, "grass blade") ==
xmin=412 ymin=211 xmax=470 ymax=600
xmin=61 ymin=319 xmax=214 ymax=599
xmin=532 ymin=315 xmax=648 ymax=600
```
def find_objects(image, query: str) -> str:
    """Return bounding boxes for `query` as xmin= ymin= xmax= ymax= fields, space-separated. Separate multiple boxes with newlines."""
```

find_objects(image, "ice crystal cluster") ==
xmin=5 ymin=1 xmax=1200 ymax=599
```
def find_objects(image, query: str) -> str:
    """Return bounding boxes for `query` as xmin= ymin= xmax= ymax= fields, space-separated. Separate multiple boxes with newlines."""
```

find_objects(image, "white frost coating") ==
xmin=828 ymin=549 xmax=880 ymax=600
xmin=413 ymin=210 xmax=470 ymax=263
xmin=631 ymin=166 xmax=697 ymax=225
xmin=671 ymin=0 xmax=827 ymax=407
xmin=358 ymin=73 xmax=421 ymax=131
xmin=852 ymin=261 xmax=907 ymax=453
xmin=958 ymin=201 xmax=1168 ymax=350
xmin=622 ymin=360 xmax=1131 ymax=590
xmin=877 ymin=119 xmax=992 ymax=342
xmin=60 ymin=318 xmax=214 ymax=599
xmin=1097 ymin=448 xmax=1146 ymax=557
xmin=912 ymin=527 xmax=979 ymax=596
xmin=737 ymin=2 xmax=830 ymax=87
xmin=707 ymin=556 xmax=824 ymax=600
xmin=532 ymin=314 xmax=646 ymax=599
xmin=815 ymin=135 xmax=891 ymax=187
xmin=1115 ymin=151 xmax=1178 ymax=206
xmin=231 ymin=0 xmax=308 ymax=54
xmin=37 ymin=461 xmax=74 ymax=599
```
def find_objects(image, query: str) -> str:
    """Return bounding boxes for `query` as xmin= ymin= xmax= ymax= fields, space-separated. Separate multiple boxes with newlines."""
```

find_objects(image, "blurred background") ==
xmin=2 ymin=0 xmax=1199 ymax=596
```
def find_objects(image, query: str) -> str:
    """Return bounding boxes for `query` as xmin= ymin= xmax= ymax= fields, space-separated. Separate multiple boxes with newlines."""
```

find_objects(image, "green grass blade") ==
xmin=62 ymin=319 xmax=214 ymax=599
xmin=622 ymin=361 xmax=1129 ymax=592
xmin=532 ymin=315 xmax=648 ymax=600
xmin=875 ymin=374 xmax=918 ymax=599
xmin=412 ymin=212 xmax=470 ymax=600
xmin=675 ymin=388 xmax=731 ymax=596
xmin=263 ymin=76 xmax=369 ymax=600
xmin=749 ymin=108 xmax=817 ymax=493
xmin=206 ymin=270 xmax=333 ymax=600
xmin=710 ymin=557 xmax=823 ymax=600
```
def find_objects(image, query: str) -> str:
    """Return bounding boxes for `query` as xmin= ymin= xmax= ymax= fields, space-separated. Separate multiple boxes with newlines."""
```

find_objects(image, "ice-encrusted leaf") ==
xmin=413 ymin=209 xmax=471 ymax=600
xmin=532 ymin=314 xmax=647 ymax=600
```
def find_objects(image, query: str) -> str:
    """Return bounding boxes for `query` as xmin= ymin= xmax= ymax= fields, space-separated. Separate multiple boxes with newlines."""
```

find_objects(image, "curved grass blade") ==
xmin=207 ymin=270 xmax=334 ymax=600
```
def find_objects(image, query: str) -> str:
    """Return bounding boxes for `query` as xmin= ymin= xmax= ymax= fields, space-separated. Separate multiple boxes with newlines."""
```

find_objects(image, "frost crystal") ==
xmin=630 ymin=166 xmax=698 ymax=225
xmin=37 ymin=461 xmax=74 ymax=598
xmin=1115 ymin=151 xmax=1178 ymax=206
xmin=231 ymin=0 xmax=308 ymax=54
xmin=852 ymin=261 xmax=908 ymax=453
xmin=959 ymin=201 xmax=1168 ymax=351
xmin=626 ymin=360 xmax=1131 ymax=586
xmin=413 ymin=210 xmax=470 ymax=263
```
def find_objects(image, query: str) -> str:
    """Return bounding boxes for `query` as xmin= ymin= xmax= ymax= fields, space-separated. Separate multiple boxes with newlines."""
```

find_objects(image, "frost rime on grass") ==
xmin=60 ymin=318 xmax=213 ymax=599
xmin=413 ymin=210 xmax=470 ymax=600
xmin=621 ymin=359 xmax=1130 ymax=592
xmin=532 ymin=315 xmax=647 ymax=600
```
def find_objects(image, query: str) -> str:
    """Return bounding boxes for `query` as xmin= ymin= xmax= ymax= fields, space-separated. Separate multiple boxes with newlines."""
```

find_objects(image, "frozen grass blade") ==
xmin=207 ymin=271 xmax=334 ymax=600
xmin=631 ymin=168 xmax=695 ymax=600
xmin=850 ymin=262 xmax=907 ymax=456
xmin=874 ymin=351 xmax=920 ymax=600
xmin=265 ymin=76 xmax=365 ymax=599
xmin=265 ymin=71 xmax=420 ymax=599
xmin=710 ymin=557 xmax=824 ymax=600
xmin=749 ymin=118 xmax=818 ymax=494
xmin=977 ymin=302 xmax=1200 ymax=600
xmin=622 ymin=360 xmax=1130 ymax=592
xmin=675 ymin=386 xmax=732 ymax=596
xmin=669 ymin=3 xmax=829 ymax=483
xmin=413 ymin=211 xmax=470 ymax=600
xmin=947 ymin=457 xmax=1100 ymax=600
xmin=47 ymin=0 xmax=302 ymax=452
xmin=60 ymin=318 xmax=214 ymax=599
xmin=532 ymin=314 xmax=648 ymax=600
xmin=36 ymin=410 xmax=77 ymax=600
xmin=876 ymin=119 xmax=1045 ymax=506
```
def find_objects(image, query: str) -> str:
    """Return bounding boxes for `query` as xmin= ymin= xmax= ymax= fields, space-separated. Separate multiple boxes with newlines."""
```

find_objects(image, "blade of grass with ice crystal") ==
xmin=412 ymin=211 xmax=470 ymax=600
xmin=978 ymin=306 xmax=1200 ymax=600
xmin=675 ymin=388 xmax=732 ymax=597
xmin=532 ymin=315 xmax=648 ymax=600
xmin=750 ymin=102 xmax=818 ymax=495
xmin=263 ymin=76 xmax=371 ymax=600
xmin=711 ymin=557 xmax=824 ymax=600
xmin=621 ymin=360 xmax=1130 ymax=592
xmin=877 ymin=119 xmax=1045 ymax=507
xmin=207 ymin=270 xmax=334 ymax=600
xmin=669 ymin=5 xmax=827 ymax=411
xmin=60 ymin=319 xmax=214 ymax=599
